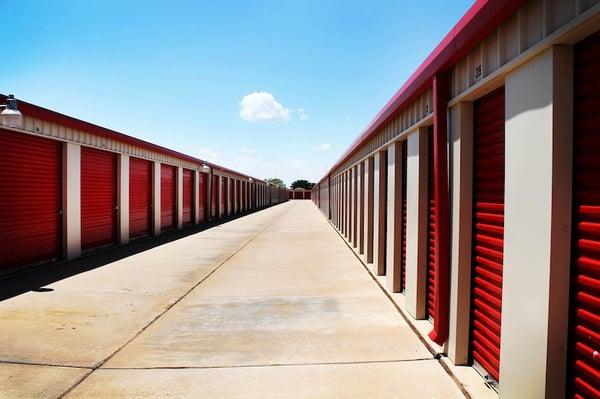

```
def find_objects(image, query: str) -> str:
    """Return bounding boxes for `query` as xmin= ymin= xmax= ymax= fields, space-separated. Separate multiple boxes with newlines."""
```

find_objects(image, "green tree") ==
xmin=290 ymin=179 xmax=315 ymax=190
xmin=265 ymin=178 xmax=286 ymax=188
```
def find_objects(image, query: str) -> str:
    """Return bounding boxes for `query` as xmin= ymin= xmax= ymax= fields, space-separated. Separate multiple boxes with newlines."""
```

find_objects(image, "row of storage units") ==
xmin=0 ymin=100 xmax=287 ymax=277
xmin=288 ymin=189 xmax=312 ymax=200
xmin=312 ymin=1 xmax=599 ymax=398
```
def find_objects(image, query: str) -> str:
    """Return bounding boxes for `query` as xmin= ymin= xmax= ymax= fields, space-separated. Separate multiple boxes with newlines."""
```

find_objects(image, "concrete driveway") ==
xmin=0 ymin=201 xmax=465 ymax=398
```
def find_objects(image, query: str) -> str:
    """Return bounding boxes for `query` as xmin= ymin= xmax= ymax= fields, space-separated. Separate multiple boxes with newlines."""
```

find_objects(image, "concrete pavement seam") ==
xmin=57 ymin=203 xmax=292 ymax=399
xmin=0 ymin=359 xmax=93 ymax=370
xmin=323 ymin=214 xmax=472 ymax=399
xmin=99 ymin=357 xmax=435 ymax=370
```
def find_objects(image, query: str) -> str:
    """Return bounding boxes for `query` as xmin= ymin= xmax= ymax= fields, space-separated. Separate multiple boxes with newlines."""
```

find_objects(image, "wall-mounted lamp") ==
xmin=248 ymin=178 xmax=254 ymax=183
xmin=200 ymin=163 xmax=210 ymax=173
xmin=0 ymin=95 xmax=23 ymax=128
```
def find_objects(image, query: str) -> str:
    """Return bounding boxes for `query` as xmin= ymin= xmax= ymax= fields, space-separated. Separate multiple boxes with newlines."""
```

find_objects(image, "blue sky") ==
xmin=1 ymin=0 xmax=473 ymax=185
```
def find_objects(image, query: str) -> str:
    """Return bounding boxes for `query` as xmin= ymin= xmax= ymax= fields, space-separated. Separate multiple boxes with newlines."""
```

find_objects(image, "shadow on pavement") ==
xmin=0 ymin=206 xmax=276 ymax=302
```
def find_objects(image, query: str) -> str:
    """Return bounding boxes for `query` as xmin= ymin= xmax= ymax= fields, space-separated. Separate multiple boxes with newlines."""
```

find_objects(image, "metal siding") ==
xmin=182 ymin=169 xmax=193 ymax=225
xmin=0 ymin=130 xmax=62 ymax=270
xmin=568 ymin=31 xmax=600 ymax=399
xmin=160 ymin=164 xmax=176 ymax=231
xmin=470 ymin=87 xmax=505 ymax=383
xmin=129 ymin=157 xmax=152 ymax=239
xmin=426 ymin=128 xmax=437 ymax=319
xmin=81 ymin=147 xmax=117 ymax=250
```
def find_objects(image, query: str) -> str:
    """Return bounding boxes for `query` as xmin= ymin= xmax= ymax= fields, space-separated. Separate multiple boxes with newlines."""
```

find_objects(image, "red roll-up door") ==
xmin=198 ymin=172 xmax=207 ymax=223
xmin=236 ymin=180 xmax=240 ymax=213
xmin=221 ymin=177 xmax=227 ymax=216
xmin=161 ymin=164 xmax=176 ymax=231
xmin=129 ymin=157 xmax=152 ymax=239
xmin=426 ymin=127 xmax=436 ymax=319
xmin=568 ymin=31 xmax=600 ymax=399
xmin=81 ymin=147 xmax=117 ymax=251
xmin=401 ymin=141 xmax=408 ymax=291
xmin=182 ymin=169 xmax=193 ymax=226
xmin=0 ymin=130 xmax=62 ymax=270
xmin=211 ymin=175 xmax=218 ymax=218
xmin=469 ymin=87 xmax=505 ymax=383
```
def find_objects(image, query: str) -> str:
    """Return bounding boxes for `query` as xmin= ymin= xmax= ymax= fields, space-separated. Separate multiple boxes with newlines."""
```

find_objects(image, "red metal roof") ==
xmin=321 ymin=0 xmax=525 ymax=181
xmin=0 ymin=94 xmax=266 ymax=183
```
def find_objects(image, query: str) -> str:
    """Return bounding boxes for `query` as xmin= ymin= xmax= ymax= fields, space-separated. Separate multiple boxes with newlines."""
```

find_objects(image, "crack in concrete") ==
xmin=99 ymin=357 xmax=436 ymax=371
xmin=57 ymin=203 xmax=292 ymax=398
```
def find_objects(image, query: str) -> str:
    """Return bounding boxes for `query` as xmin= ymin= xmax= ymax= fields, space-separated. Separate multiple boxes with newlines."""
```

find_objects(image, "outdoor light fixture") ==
xmin=0 ymin=94 xmax=23 ymax=128
xmin=201 ymin=163 xmax=210 ymax=173
xmin=248 ymin=178 xmax=253 ymax=183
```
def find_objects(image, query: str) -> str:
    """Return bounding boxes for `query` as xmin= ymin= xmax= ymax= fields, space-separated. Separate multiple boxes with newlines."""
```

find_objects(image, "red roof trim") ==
xmin=324 ymin=0 xmax=525 ymax=179
xmin=0 ymin=94 xmax=265 ymax=183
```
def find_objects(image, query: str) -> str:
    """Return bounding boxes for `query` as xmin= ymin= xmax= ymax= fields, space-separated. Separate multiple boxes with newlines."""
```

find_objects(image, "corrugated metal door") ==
xmin=81 ymin=147 xmax=117 ymax=251
xmin=470 ymin=87 xmax=505 ymax=383
xmin=161 ymin=164 xmax=176 ymax=231
xmin=236 ymin=180 xmax=240 ymax=213
xmin=198 ymin=172 xmax=207 ymax=223
xmin=426 ymin=127 xmax=436 ymax=319
xmin=401 ymin=141 xmax=408 ymax=291
xmin=0 ymin=130 xmax=62 ymax=270
xmin=129 ymin=157 xmax=152 ymax=239
xmin=242 ymin=181 xmax=246 ymax=210
xmin=568 ymin=31 xmax=600 ymax=399
xmin=182 ymin=169 xmax=193 ymax=226
xmin=221 ymin=177 xmax=227 ymax=215
xmin=211 ymin=175 xmax=218 ymax=218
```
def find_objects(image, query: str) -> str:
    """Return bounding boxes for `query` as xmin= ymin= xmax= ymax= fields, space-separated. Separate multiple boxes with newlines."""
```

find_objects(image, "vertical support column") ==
xmin=176 ymin=166 xmax=183 ymax=230
xmin=405 ymin=127 xmax=429 ymax=319
xmin=152 ymin=161 xmax=161 ymax=235
xmin=62 ymin=142 xmax=81 ymax=260
xmin=373 ymin=150 xmax=387 ymax=275
xmin=194 ymin=170 xmax=200 ymax=224
xmin=358 ymin=161 xmax=364 ymax=254
xmin=364 ymin=157 xmax=374 ymax=263
xmin=118 ymin=154 xmax=130 ymax=245
xmin=499 ymin=46 xmax=573 ymax=399
xmin=192 ymin=170 xmax=202 ymax=224
xmin=447 ymin=102 xmax=474 ymax=365
xmin=386 ymin=141 xmax=403 ymax=292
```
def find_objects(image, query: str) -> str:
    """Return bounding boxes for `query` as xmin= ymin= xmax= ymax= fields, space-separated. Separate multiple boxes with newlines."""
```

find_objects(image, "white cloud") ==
xmin=314 ymin=143 xmax=331 ymax=152
xmin=239 ymin=148 xmax=257 ymax=154
xmin=239 ymin=92 xmax=290 ymax=122
xmin=297 ymin=108 xmax=309 ymax=121
xmin=197 ymin=146 xmax=221 ymax=162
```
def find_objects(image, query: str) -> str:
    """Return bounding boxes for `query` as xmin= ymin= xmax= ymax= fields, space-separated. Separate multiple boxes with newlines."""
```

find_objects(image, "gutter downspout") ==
xmin=429 ymin=72 xmax=451 ymax=345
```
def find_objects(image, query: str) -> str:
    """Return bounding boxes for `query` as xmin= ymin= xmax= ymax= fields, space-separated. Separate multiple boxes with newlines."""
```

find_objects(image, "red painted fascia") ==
xmin=323 ymin=0 xmax=525 ymax=180
xmin=0 ymin=94 xmax=265 ymax=184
